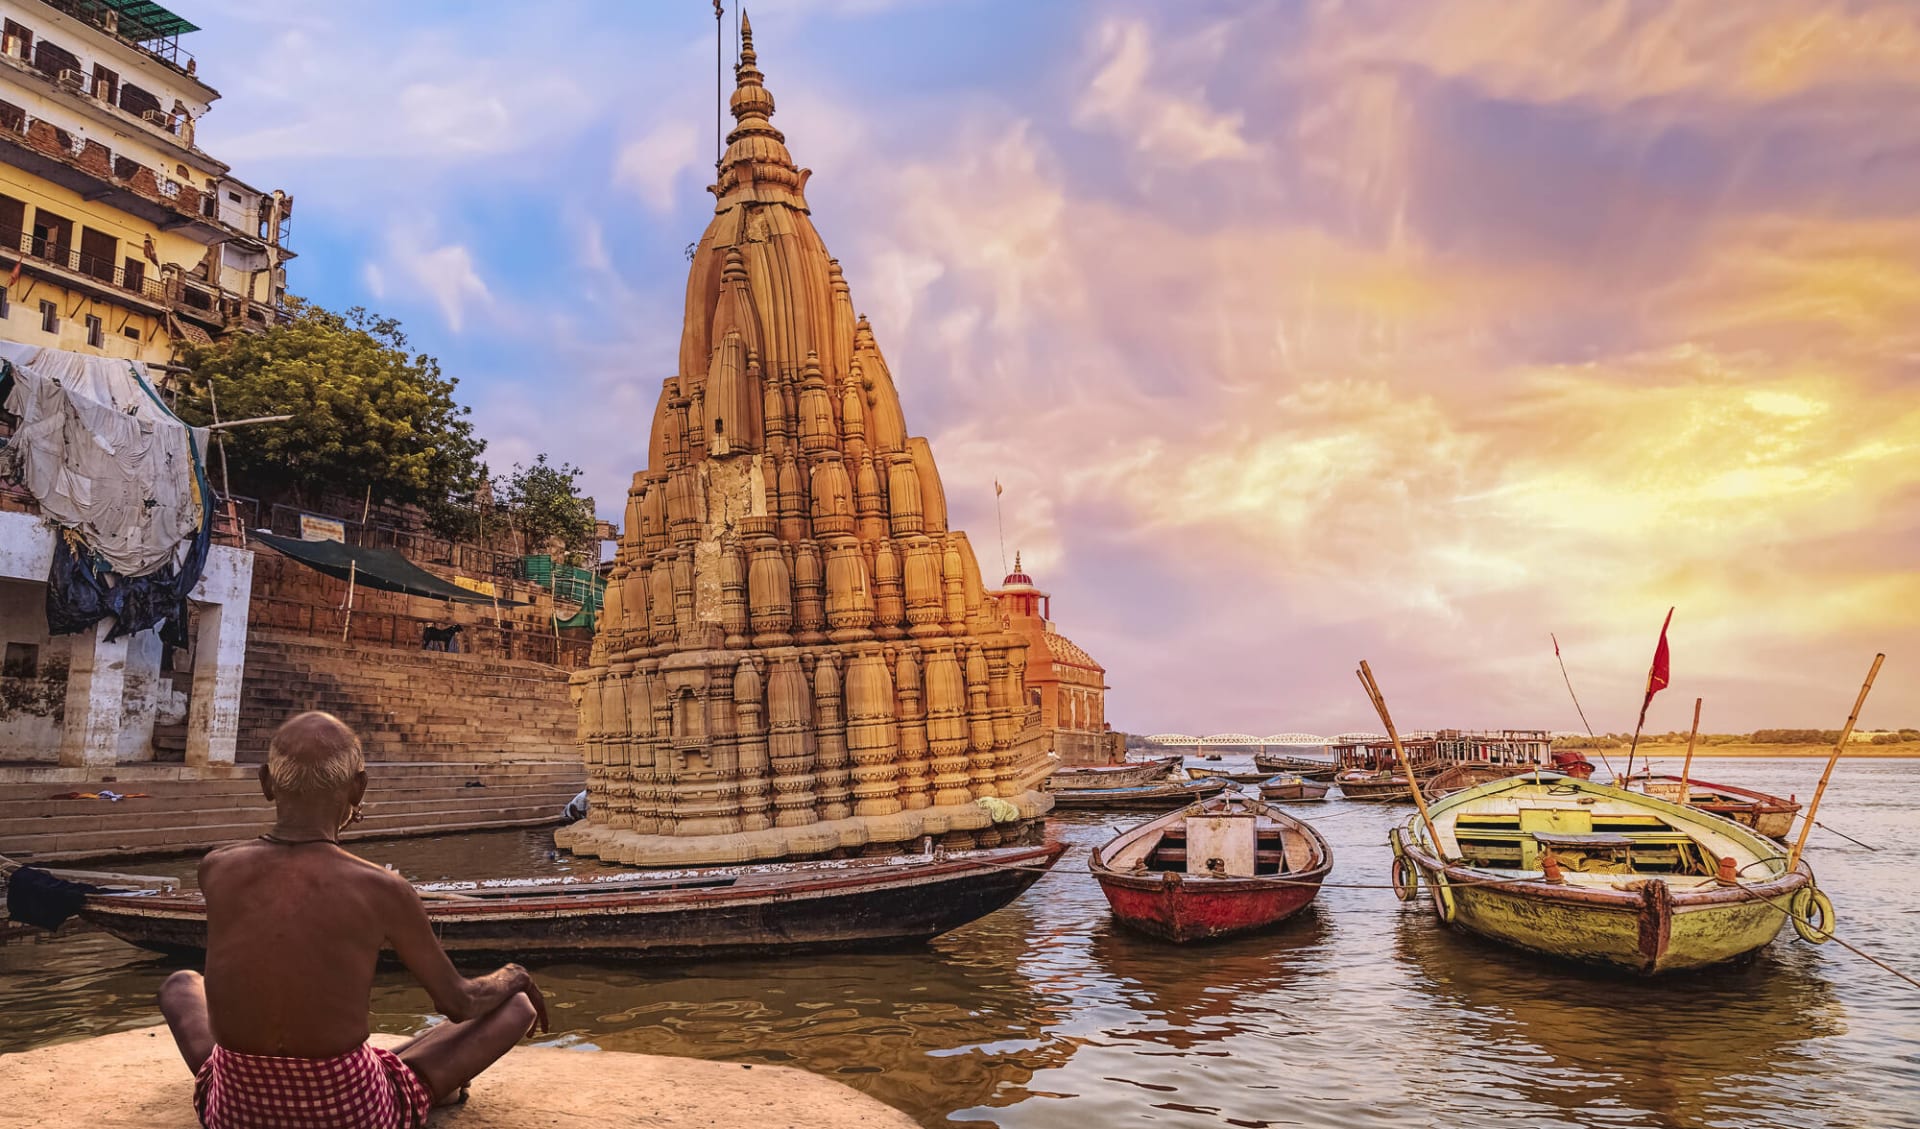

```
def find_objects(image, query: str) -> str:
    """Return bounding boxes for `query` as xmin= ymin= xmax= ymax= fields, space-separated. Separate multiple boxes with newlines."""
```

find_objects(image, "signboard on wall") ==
xmin=298 ymin=514 xmax=345 ymax=543
xmin=453 ymin=576 xmax=498 ymax=599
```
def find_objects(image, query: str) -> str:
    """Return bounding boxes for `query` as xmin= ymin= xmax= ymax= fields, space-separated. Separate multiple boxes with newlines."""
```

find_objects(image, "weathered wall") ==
xmin=1053 ymin=729 xmax=1125 ymax=767
xmin=0 ymin=576 xmax=67 ymax=757
xmin=245 ymin=551 xmax=591 ymax=666
xmin=0 ymin=511 xmax=252 ymax=766
xmin=237 ymin=630 xmax=575 ymax=763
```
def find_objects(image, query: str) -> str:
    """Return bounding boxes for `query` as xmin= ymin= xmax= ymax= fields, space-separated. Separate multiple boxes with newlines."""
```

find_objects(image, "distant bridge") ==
xmin=1140 ymin=730 xmax=1565 ymax=750
xmin=1141 ymin=732 xmax=1397 ymax=748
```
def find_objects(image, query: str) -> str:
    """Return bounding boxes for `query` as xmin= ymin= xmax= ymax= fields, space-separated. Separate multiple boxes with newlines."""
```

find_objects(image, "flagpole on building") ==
xmin=1622 ymin=607 xmax=1674 ymax=784
xmin=994 ymin=478 xmax=1007 ymax=576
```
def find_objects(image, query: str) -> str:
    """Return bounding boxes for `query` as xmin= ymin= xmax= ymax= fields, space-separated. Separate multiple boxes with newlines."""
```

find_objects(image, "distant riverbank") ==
xmin=1622 ymin=742 xmax=1919 ymax=758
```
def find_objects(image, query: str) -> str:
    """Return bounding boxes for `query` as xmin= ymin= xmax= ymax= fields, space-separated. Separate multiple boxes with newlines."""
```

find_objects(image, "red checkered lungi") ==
xmin=193 ymin=1042 xmax=432 ymax=1129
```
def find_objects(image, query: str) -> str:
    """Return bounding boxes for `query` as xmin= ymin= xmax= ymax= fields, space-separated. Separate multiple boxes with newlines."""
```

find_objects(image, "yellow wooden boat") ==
xmin=1388 ymin=772 xmax=1830 ymax=974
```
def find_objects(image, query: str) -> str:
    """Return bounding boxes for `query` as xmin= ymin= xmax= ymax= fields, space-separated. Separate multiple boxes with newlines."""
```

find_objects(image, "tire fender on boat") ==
xmin=1790 ymin=886 xmax=1836 ymax=945
xmin=1387 ymin=829 xmax=1419 ymax=902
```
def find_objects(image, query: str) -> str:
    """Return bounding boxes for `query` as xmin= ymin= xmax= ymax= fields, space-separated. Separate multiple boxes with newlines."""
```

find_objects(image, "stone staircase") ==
xmin=236 ymin=631 xmax=577 ymax=763
xmin=0 ymin=760 xmax=584 ymax=863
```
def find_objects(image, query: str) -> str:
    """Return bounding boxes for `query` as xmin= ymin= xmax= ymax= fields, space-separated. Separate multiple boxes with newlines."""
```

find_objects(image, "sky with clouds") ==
xmin=181 ymin=0 xmax=1920 ymax=735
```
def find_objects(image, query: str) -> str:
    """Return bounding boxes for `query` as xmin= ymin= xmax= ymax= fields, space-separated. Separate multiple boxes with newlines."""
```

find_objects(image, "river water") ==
xmin=3 ymin=757 xmax=1916 ymax=1127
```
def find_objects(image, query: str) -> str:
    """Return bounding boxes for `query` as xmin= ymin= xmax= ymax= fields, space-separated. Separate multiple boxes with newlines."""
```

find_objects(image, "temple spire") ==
xmin=728 ymin=10 xmax=778 ymax=140
xmin=713 ymin=13 xmax=805 ymax=206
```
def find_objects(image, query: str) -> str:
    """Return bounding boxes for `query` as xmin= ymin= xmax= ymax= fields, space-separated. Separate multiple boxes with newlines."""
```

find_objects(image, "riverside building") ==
xmin=0 ymin=0 xmax=293 ymax=366
xmin=989 ymin=554 xmax=1116 ymax=766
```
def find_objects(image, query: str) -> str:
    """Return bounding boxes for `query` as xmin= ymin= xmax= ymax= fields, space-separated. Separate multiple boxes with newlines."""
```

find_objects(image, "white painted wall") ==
xmin=0 ymin=509 xmax=251 ymax=765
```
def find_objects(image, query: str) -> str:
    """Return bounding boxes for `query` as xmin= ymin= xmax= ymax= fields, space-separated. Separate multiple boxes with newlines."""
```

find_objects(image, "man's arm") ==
xmin=378 ymin=871 xmax=549 ymax=1031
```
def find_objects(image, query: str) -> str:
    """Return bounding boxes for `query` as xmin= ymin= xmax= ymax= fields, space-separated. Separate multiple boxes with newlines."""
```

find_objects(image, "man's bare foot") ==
xmin=434 ymin=1085 xmax=469 ymax=1109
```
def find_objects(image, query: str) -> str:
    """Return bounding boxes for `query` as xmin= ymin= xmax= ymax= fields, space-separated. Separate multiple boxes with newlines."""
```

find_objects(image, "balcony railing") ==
xmin=1 ymin=226 xmax=167 ymax=302
xmin=35 ymin=0 xmax=198 ymax=77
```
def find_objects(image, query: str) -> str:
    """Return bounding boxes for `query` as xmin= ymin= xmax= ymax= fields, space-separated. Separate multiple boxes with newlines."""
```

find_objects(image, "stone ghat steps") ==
xmin=234 ymin=632 xmax=577 ymax=763
xmin=0 ymin=782 xmax=585 ymax=836
xmin=0 ymin=765 xmax=583 ymax=863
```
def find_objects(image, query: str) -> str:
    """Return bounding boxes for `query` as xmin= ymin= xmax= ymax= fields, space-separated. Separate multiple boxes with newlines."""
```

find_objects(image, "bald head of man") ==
xmin=259 ymin=711 xmax=368 ymax=837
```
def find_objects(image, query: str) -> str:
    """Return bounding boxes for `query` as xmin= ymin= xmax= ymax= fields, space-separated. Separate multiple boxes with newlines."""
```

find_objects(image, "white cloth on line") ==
xmin=0 ymin=341 xmax=207 ymax=577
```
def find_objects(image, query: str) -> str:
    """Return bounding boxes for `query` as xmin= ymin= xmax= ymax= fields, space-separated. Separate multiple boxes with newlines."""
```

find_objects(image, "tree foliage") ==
xmin=495 ymin=454 xmax=595 ymax=563
xmin=173 ymin=300 xmax=486 ymax=509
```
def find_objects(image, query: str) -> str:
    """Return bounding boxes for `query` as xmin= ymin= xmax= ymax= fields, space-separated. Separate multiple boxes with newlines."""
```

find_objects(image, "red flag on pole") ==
xmin=1635 ymin=607 xmax=1674 ymax=732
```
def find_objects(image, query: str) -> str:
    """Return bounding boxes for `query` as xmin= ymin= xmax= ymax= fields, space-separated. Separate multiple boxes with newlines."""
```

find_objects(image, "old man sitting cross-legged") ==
xmin=157 ymin=710 xmax=548 ymax=1129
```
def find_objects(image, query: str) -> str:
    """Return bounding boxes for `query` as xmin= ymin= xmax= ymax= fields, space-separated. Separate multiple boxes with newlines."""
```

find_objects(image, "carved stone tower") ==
xmin=555 ymin=19 xmax=1055 ymax=866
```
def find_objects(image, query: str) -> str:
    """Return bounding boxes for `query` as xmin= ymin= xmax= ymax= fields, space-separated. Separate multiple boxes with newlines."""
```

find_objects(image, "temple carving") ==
xmin=556 ymin=19 xmax=1055 ymax=866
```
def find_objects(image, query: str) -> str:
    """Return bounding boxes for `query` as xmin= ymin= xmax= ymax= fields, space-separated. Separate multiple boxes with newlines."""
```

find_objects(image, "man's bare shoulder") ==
xmin=199 ymin=841 xmax=410 ymax=893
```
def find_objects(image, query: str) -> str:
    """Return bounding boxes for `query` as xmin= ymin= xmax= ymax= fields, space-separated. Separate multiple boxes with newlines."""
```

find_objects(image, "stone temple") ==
xmin=555 ymin=20 xmax=1055 ymax=866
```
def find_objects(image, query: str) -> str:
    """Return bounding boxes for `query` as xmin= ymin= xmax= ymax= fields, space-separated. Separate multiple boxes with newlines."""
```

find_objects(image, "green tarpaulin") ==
xmin=255 ymin=531 xmax=526 ymax=606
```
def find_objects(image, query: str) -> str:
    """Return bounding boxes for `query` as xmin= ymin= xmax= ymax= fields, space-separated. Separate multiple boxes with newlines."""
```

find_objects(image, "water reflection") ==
xmin=1392 ymin=902 xmax=1846 ymax=1128
xmin=4 ymin=760 xmax=1914 ymax=1128
xmin=1081 ymin=907 xmax=1332 ymax=1051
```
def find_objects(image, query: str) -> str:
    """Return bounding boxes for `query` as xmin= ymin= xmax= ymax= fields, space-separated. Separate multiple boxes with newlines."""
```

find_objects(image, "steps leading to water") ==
xmin=235 ymin=631 xmax=577 ymax=763
xmin=0 ymin=760 xmax=584 ymax=863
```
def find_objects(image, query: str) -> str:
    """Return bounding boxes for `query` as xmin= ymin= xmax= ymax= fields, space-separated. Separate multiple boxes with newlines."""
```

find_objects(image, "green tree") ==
xmin=174 ymin=299 xmax=486 ymax=510
xmin=495 ymin=454 xmax=595 ymax=564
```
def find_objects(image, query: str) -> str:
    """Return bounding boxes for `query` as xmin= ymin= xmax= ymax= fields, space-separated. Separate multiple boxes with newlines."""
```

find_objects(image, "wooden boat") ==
xmin=1258 ymin=774 xmax=1332 ymax=802
xmin=1251 ymin=752 xmax=1340 ymax=781
xmin=1049 ymin=777 xmax=1230 ymax=811
xmin=1626 ymin=774 xmax=1800 ymax=842
xmin=1187 ymin=766 xmax=1274 ymax=785
xmin=1389 ymin=773 xmax=1823 ymax=974
xmin=1051 ymin=756 xmax=1179 ymax=790
xmin=1335 ymin=768 xmax=1413 ymax=802
xmin=1090 ymin=793 xmax=1332 ymax=943
xmin=76 ymin=842 xmax=1067 ymax=963
xmin=1550 ymin=750 xmax=1596 ymax=779
xmin=1426 ymin=762 xmax=1542 ymax=798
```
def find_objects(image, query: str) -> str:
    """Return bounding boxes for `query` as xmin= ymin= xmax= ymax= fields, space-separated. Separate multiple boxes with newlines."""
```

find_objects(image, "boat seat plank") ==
xmin=1531 ymin=832 xmax=1635 ymax=848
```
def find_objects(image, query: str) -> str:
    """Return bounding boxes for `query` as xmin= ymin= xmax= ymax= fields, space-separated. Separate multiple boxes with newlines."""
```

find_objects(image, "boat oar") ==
xmin=1678 ymin=697 xmax=1702 ymax=805
xmin=1788 ymin=653 xmax=1885 ymax=871
xmin=1355 ymin=662 xmax=1444 ymax=859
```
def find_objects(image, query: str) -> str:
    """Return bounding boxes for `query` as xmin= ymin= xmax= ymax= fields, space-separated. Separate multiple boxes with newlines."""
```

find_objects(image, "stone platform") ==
xmin=557 ymin=788 xmax=1053 ymax=865
xmin=0 ymin=1027 xmax=917 ymax=1128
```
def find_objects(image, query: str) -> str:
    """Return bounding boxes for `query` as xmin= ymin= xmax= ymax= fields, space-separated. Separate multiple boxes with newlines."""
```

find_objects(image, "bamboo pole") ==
xmin=204 ymin=414 xmax=294 ymax=430
xmin=1789 ymin=653 xmax=1885 ymax=870
xmin=1678 ymin=697 xmax=1702 ymax=806
xmin=1355 ymin=662 xmax=1444 ymax=857
xmin=340 ymin=559 xmax=357 ymax=643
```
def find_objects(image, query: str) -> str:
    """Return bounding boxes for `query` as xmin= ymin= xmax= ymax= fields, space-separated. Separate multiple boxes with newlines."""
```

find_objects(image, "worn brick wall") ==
xmin=245 ymin=552 xmax=592 ymax=666
xmin=237 ymin=630 xmax=578 ymax=764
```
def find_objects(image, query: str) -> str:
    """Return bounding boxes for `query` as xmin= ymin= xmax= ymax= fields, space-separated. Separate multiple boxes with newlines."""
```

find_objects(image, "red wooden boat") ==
xmin=1089 ymin=794 xmax=1333 ymax=943
xmin=1551 ymin=750 xmax=1597 ymax=779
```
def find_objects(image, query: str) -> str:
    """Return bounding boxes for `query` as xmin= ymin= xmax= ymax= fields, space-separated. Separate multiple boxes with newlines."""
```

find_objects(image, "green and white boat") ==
xmin=1388 ymin=772 xmax=1831 ymax=974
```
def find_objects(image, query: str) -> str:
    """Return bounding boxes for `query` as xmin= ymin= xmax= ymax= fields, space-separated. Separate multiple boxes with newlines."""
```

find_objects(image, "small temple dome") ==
xmin=1001 ymin=552 xmax=1036 ymax=590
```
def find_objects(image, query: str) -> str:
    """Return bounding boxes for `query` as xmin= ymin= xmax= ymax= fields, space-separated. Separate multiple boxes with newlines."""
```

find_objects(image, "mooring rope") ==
xmin=1720 ymin=872 xmax=1920 ymax=991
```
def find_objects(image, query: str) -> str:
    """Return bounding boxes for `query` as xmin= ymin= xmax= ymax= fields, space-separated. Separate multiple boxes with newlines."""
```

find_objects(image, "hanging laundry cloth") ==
xmin=0 ymin=343 xmax=213 ymax=640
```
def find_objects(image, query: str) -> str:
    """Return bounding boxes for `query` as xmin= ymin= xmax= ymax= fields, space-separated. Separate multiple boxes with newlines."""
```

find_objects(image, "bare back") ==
xmin=200 ymin=840 xmax=408 ymax=1057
